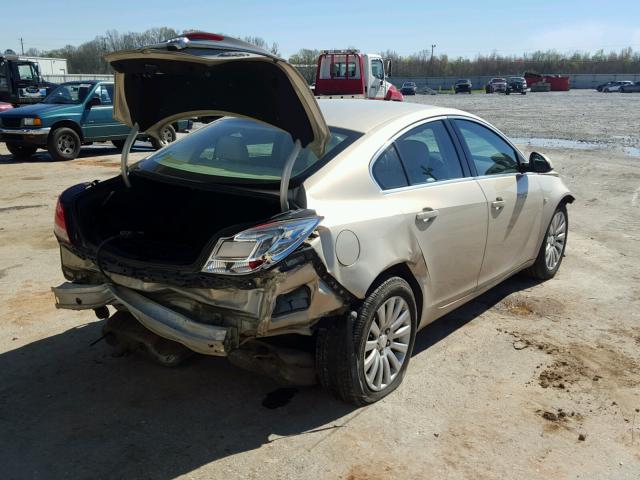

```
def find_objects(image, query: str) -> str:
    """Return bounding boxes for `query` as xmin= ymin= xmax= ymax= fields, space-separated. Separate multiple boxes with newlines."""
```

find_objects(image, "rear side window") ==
xmin=372 ymin=145 xmax=408 ymax=190
xmin=395 ymin=120 xmax=464 ymax=185
xmin=454 ymin=119 xmax=520 ymax=176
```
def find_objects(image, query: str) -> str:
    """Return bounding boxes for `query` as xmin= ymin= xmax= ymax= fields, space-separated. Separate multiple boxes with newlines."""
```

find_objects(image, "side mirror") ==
xmin=529 ymin=151 xmax=553 ymax=173
xmin=384 ymin=59 xmax=392 ymax=77
xmin=86 ymin=96 xmax=101 ymax=108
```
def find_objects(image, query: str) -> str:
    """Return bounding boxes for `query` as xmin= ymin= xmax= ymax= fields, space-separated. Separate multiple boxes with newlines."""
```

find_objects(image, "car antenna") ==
xmin=121 ymin=122 xmax=139 ymax=188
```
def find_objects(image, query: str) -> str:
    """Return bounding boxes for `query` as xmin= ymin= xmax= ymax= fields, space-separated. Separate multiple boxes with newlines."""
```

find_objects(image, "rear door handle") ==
xmin=491 ymin=197 xmax=505 ymax=209
xmin=416 ymin=208 xmax=439 ymax=222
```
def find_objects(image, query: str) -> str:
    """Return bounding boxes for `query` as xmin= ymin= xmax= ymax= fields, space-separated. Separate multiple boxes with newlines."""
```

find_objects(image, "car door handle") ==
xmin=416 ymin=208 xmax=439 ymax=222
xmin=491 ymin=197 xmax=505 ymax=209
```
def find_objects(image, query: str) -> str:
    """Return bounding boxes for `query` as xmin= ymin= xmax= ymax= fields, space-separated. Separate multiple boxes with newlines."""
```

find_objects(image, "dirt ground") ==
xmin=1 ymin=90 xmax=639 ymax=479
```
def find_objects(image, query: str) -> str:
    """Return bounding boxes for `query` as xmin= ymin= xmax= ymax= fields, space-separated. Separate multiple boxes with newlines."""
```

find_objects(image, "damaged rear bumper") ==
xmin=52 ymin=282 xmax=235 ymax=355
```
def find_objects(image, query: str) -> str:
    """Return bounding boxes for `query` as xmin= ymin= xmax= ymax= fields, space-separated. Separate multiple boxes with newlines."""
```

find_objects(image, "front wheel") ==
xmin=150 ymin=124 xmax=177 ymax=150
xmin=47 ymin=127 xmax=81 ymax=161
xmin=525 ymin=204 xmax=568 ymax=280
xmin=316 ymin=277 xmax=417 ymax=405
xmin=6 ymin=143 xmax=37 ymax=158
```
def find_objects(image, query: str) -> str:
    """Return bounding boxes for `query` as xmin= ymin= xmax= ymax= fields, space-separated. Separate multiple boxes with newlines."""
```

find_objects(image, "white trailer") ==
xmin=19 ymin=56 xmax=68 ymax=76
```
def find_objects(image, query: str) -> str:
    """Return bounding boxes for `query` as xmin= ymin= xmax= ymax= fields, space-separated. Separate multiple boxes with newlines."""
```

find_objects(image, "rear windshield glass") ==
xmin=135 ymin=117 xmax=360 ymax=184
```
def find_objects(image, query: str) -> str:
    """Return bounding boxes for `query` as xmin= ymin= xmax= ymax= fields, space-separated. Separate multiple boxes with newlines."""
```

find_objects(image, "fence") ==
xmin=388 ymin=73 xmax=640 ymax=90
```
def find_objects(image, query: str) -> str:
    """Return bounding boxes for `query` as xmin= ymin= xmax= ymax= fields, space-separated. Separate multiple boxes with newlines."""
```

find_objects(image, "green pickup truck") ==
xmin=0 ymin=80 xmax=192 ymax=160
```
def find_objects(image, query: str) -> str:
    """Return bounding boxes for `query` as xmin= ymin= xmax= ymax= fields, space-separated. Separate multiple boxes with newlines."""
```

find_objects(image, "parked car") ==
xmin=485 ymin=78 xmax=507 ymax=93
xmin=52 ymin=33 xmax=574 ymax=406
xmin=0 ymin=101 xmax=13 ymax=112
xmin=603 ymin=81 xmax=634 ymax=92
xmin=454 ymin=79 xmax=472 ymax=94
xmin=400 ymin=81 xmax=418 ymax=95
xmin=0 ymin=80 xmax=192 ymax=160
xmin=506 ymin=77 xmax=527 ymax=95
xmin=596 ymin=81 xmax=616 ymax=92
xmin=620 ymin=81 xmax=640 ymax=93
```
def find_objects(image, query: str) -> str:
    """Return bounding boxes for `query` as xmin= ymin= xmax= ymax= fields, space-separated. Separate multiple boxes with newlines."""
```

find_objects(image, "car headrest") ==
xmin=215 ymin=136 xmax=248 ymax=162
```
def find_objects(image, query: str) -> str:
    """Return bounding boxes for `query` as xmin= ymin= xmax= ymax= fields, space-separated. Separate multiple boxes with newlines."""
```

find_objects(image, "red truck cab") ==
xmin=314 ymin=50 xmax=403 ymax=101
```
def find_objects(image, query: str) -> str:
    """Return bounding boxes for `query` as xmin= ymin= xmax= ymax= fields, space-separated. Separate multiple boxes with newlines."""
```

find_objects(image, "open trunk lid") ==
xmin=105 ymin=33 xmax=329 ymax=157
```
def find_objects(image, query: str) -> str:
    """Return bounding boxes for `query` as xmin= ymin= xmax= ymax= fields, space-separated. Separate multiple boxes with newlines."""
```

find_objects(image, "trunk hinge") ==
xmin=120 ymin=122 xmax=139 ymax=188
xmin=279 ymin=139 xmax=302 ymax=212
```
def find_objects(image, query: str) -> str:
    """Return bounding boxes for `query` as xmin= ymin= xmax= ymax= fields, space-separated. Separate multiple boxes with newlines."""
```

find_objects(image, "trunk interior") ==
xmin=73 ymin=173 xmax=281 ymax=267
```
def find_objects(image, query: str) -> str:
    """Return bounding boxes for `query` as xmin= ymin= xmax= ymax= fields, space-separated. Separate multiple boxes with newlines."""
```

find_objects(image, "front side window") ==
xmin=371 ymin=59 xmax=384 ymax=79
xmin=17 ymin=64 xmax=37 ymax=81
xmin=395 ymin=120 xmax=464 ymax=185
xmin=136 ymin=117 xmax=359 ymax=183
xmin=454 ymin=119 xmax=520 ymax=176
xmin=372 ymin=145 xmax=408 ymax=190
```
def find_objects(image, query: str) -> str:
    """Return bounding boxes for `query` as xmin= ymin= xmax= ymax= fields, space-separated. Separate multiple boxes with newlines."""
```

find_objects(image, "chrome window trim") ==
xmin=369 ymin=115 xmax=471 ymax=194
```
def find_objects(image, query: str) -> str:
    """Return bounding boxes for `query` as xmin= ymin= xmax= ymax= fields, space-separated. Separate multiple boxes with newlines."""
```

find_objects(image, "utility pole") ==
xmin=20 ymin=37 xmax=24 ymax=55
xmin=429 ymin=44 xmax=436 ymax=78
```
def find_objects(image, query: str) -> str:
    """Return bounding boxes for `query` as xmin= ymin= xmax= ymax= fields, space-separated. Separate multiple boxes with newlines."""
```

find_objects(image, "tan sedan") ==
xmin=52 ymin=33 xmax=573 ymax=405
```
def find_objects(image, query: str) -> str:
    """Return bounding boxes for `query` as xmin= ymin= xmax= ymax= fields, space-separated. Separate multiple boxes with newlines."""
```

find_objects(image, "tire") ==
xmin=47 ymin=127 xmax=81 ymax=161
xmin=468 ymin=90 xmax=471 ymax=94
xmin=524 ymin=204 xmax=568 ymax=280
xmin=506 ymin=90 xmax=511 ymax=95
xmin=316 ymin=277 xmax=417 ymax=406
xmin=6 ymin=143 xmax=37 ymax=158
xmin=150 ymin=124 xmax=177 ymax=150
xmin=111 ymin=139 xmax=126 ymax=150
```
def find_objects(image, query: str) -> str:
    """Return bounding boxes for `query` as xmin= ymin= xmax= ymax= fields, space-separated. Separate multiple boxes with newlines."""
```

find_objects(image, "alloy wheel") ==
xmin=57 ymin=134 xmax=76 ymax=155
xmin=545 ymin=210 xmax=566 ymax=270
xmin=363 ymin=296 xmax=412 ymax=392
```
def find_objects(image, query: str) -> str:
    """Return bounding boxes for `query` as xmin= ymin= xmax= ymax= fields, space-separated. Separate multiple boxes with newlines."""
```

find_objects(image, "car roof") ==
xmin=318 ymin=99 xmax=468 ymax=133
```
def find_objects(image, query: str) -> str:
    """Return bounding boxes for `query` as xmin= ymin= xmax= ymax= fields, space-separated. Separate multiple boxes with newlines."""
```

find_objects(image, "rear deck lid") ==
xmin=105 ymin=33 xmax=329 ymax=156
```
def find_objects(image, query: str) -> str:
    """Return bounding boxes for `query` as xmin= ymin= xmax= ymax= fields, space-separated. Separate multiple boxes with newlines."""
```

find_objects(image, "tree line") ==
xmin=374 ymin=48 xmax=640 ymax=77
xmin=12 ymin=27 xmax=639 ymax=78
xmin=18 ymin=28 xmax=280 ymax=74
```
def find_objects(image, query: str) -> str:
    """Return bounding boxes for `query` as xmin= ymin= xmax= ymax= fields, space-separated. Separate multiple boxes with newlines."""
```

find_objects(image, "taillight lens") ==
xmin=53 ymin=196 xmax=70 ymax=243
xmin=202 ymin=216 xmax=322 ymax=275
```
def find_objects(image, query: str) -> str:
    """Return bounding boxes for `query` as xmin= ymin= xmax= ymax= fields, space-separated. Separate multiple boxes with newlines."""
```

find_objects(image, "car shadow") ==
xmin=413 ymin=274 xmax=542 ymax=355
xmin=0 ymin=274 xmax=540 ymax=479
xmin=0 ymin=142 xmax=155 ymax=165
xmin=0 ymin=319 xmax=355 ymax=479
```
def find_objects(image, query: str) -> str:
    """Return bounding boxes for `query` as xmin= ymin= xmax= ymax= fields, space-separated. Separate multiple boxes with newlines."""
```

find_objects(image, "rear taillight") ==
xmin=184 ymin=32 xmax=224 ymax=41
xmin=53 ymin=196 xmax=70 ymax=243
xmin=202 ymin=216 xmax=322 ymax=275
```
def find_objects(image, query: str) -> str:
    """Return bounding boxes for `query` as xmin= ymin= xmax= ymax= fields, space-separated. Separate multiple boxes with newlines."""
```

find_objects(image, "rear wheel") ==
xmin=47 ymin=127 xmax=81 ymax=161
xmin=6 ymin=143 xmax=37 ymax=158
xmin=525 ymin=204 xmax=568 ymax=280
xmin=150 ymin=124 xmax=176 ymax=150
xmin=316 ymin=277 xmax=417 ymax=405
xmin=111 ymin=139 xmax=126 ymax=150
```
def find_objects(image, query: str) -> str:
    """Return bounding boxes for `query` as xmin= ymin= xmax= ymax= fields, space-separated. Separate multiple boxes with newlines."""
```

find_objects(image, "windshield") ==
xmin=43 ymin=83 xmax=94 ymax=104
xmin=135 ymin=117 xmax=361 ymax=184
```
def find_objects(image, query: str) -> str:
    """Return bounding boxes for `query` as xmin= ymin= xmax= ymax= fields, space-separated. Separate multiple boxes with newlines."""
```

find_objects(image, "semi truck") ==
xmin=314 ymin=50 xmax=403 ymax=101
xmin=0 ymin=54 xmax=58 ymax=106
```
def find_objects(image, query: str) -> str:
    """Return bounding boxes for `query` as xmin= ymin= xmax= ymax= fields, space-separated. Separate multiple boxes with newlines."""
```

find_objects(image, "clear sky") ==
xmin=1 ymin=0 xmax=639 ymax=58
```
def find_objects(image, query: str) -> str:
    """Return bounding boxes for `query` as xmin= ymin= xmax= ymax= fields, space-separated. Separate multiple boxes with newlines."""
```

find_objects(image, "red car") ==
xmin=0 ymin=102 xmax=13 ymax=112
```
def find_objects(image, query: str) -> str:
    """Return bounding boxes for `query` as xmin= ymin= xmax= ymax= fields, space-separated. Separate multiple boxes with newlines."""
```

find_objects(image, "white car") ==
xmin=52 ymin=33 xmax=574 ymax=405
xmin=603 ymin=81 xmax=633 ymax=92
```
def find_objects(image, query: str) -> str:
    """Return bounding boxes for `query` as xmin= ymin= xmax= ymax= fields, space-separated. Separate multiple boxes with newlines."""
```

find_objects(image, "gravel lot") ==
xmin=1 ymin=91 xmax=639 ymax=479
